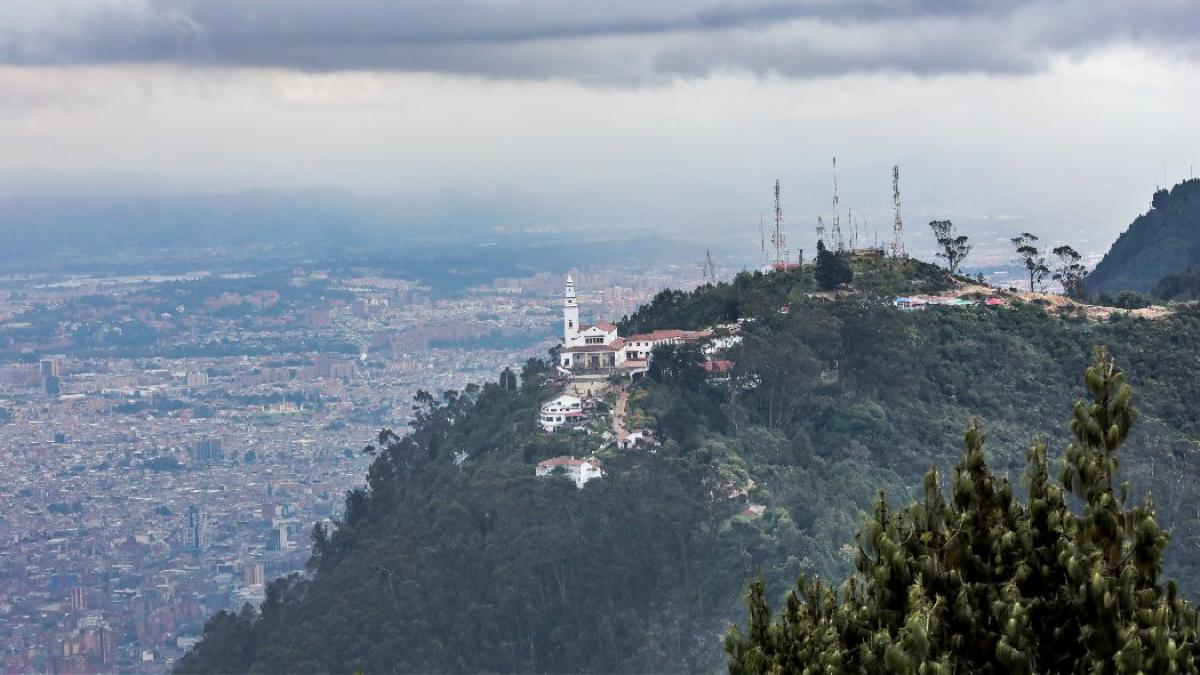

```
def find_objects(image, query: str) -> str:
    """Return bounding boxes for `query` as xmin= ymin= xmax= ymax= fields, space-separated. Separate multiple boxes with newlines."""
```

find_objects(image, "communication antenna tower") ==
xmin=701 ymin=249 xmax=718 ymax=285
xmin=771 ymin=179 xmax=786 ymax=266
xmin=816 ymin=215 xmax=826 ymax=245
xmin=892 ymin=165 xmax=906 ymax=258
xmin=831 ymin=157 xmax=844 ymax=253
xmin=758 ymin=211 xmax=768 ymax=268
xmin=849 ymin=207 xmax=857 ymax=251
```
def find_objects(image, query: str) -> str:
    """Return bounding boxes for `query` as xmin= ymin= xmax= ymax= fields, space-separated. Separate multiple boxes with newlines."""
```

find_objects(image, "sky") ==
xmin=0 ymin=0 xmax=1198 ymax=261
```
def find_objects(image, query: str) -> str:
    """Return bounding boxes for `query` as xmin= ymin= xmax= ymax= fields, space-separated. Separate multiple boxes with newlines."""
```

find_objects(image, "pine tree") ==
xmin=725 ymin=350 xmax=1200 ymax=673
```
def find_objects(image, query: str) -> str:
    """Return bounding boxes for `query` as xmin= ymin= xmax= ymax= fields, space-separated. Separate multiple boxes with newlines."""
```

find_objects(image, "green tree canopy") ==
xmin=816 ymin=240 xmax=854 ymax=291
xmin=1013 ymin=232 xmax=1050 ymax=292
xmin=726 ymin=350 xmax=1199 ymax=674
xmin=929 ymin=220 xmax=971 ymax=275
xmin=1052 ymin=244 xmax=1089 ymax=298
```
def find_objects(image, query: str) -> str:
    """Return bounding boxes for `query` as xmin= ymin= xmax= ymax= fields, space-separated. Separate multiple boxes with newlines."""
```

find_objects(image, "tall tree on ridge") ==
xmin=1052 ymin=245 xmax=1089 ymax=298
xmin=929 ymin=220 xmax=971 ymax=275
xmin=1013 ymin=232 xmax=1050 ymax=292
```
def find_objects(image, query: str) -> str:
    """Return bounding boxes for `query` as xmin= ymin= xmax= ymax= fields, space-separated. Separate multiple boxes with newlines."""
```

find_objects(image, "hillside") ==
xmin=1087 ymin=178 xmax=1200 ymax=296
xmin=178 ymin=259 xmax=1200 ymax=673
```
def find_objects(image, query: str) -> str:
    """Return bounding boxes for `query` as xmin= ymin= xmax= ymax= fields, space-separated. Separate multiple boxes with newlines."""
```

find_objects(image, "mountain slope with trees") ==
xmin=1087 ymin=178 xmax=1200 ymax=296
xmin=179 ymin=259 xmax=1200 ymax=673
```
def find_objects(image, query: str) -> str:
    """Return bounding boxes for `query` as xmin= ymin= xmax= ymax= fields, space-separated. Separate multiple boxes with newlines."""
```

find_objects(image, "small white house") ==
xmin=539 ymin=394 xmax=584 ymax=432
xmin=536 ymin=456 xmax=604 ymax=489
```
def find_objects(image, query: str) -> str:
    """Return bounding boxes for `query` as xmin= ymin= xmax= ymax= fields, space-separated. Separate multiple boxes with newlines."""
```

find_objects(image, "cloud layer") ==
xmin=1 ymin=0 xmax=1197 ymax=82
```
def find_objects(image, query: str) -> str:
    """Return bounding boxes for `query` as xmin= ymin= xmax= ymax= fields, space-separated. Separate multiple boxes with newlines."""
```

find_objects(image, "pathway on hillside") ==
xmin=612 ymin=388 xmax=629 ymax=444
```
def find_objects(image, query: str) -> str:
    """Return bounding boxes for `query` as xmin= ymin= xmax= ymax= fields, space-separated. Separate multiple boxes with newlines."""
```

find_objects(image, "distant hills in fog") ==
xmin=0 ymin=189 xmax=554 ymax=261
xmin=0 ymin=188 xmax=710 ymax=282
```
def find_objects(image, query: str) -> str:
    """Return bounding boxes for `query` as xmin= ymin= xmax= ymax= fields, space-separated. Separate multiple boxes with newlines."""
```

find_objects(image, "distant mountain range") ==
xmin=1087 ymin=178 xmax=1200 ymax=296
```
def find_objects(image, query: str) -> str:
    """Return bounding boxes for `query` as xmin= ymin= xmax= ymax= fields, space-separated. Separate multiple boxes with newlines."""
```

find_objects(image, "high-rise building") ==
xmin=186 ymin=505 xmax=209 ymax=552
xmin=39 ymin=357 xmax=62 ymax=378
xmin=242 ymin=562 xmax=265 ymax=588
xmin=191 ymin=437 xmax=224 ymax=464
xmin=42 ymin=374 xmax=61 ymax=396
xmin=69 ymin=586 xmax=87 ymax=612
xmin=267 ymin=523 xmax=293 ymax=551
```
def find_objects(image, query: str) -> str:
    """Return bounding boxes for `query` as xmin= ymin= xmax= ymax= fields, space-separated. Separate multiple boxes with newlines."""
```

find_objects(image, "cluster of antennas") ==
xmin=757 ymin=159 xmax=907 ymax=268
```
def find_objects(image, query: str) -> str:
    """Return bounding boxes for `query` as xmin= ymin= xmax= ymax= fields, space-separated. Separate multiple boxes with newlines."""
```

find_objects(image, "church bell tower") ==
xmin=563 ymin=274 xmax=579 ymax=344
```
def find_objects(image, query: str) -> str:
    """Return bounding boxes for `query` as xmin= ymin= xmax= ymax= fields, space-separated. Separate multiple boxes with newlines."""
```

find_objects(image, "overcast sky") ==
xmin=0 ymin=0 xmax=1197 ymax=259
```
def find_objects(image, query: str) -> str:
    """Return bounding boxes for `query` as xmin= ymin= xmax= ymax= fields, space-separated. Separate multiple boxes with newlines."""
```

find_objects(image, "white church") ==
xmin=557 ymin=274 xmax=710 ymax=374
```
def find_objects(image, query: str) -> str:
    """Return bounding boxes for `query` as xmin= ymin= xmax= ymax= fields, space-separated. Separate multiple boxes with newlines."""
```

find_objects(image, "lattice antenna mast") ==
xmin=831 ymin=157 xmax=844 ymax=252
xmin=771 ymin=179 xmax=786 ymax=266
xmin=758 ymin=211 xmax=768 ymax=268
xmin=849 ymin=207 xmax=856 ymax=251
xmin=816 ymin=215 xmax=825 ymax=245
xmin=701 ymin=249 xmax=718 ymax=285
xmin=892 ymin=165 xmax=906 ymax=258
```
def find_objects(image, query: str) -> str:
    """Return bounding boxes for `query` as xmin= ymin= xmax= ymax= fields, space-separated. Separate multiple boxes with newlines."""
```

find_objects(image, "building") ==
xmin=535 ymin=456 xmax=604 ymax=488
xmin=185 ymin=371 xmax=209 ymax=387
xmin=622 ymin=328 xmax=713 ymax=363
xmin=559 ymin=275 xmax=628 ymax=372
xmin=328 ymin=361 xmax=356 ymax=380
xmin=191 ymin=437 xmax=224 ymax=464
xmin=40 ymin=357 xmax=62 ymax=378
xmin=242 ymin=562 xmax=265 ymax=588
xmin=69 ymin=586 xmax=88 ymax=612
xmin=186 ymin=506 xmax=209 ymax=553
xmin=268 ymin=522 xmax=295 ymax=551
xmin=557 ymin=274 xmax=711 ymax=373
xmin=539 ymin=394 xmax=585 ymax=432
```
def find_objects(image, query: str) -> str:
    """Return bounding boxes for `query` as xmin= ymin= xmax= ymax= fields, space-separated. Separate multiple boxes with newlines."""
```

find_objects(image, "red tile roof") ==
xmin=625 ymin=329 xmax=712 ymax=342
xmin=563 ymin=337 xmax=625 ymax=352
xmin=580 ymin=322 xmax=618 ymax=332
xmin=702 ymin=359 xmax=735 ymax=373
xmin=537 ymin=456 xmax=601 ymax=468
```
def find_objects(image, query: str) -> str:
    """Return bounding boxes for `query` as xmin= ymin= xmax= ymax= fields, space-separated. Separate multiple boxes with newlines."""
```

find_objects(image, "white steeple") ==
xmin=563 ymin=273 xmax=579 ymax=344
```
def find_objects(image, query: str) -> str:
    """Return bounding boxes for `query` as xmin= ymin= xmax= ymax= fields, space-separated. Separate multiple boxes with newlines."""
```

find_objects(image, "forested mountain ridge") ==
xmin=178 ymin=259 xmax=1200 ymax=674
xmin=1088 ymin=178 xmax=1200 ymax=296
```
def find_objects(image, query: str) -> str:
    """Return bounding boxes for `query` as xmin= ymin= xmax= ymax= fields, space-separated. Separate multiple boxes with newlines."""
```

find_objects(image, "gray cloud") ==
xmin=0 ymin=0 xmax=1196 ymax=82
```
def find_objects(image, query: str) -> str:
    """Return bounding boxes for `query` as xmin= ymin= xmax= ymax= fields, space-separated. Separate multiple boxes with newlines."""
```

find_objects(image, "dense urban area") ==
xmin=0 ymin=259 xmax=710 ymax=673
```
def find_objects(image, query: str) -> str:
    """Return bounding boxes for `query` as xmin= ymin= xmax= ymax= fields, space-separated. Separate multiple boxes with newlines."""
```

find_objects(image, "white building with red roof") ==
xmin=560 ymin=275 xmax=630 ymax=371
xmin=558 ymin=275 xmax=711 ymax=373
xmin=538 ymin=394 xmax=585 ymax=432
xmin=622 ymin=328 xmax=713 ymax=365
xmin=535 ymin=456 xmax=604 ymax=488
